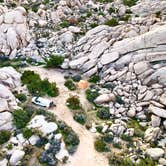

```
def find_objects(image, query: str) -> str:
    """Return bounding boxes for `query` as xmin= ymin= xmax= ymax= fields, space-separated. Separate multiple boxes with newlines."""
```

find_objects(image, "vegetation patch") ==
xmin=85 ymin=88 xmax=99 ymax=103
xmin=123 ymin=0 xmax=138 ymax=7
xmin=0 ymin=130 xmax=11 ymax=145
xmin=22 ymin=128 xmax=33 ymax=139
xmin=97 ymin=107 xmax=110 ymax=120
xmin=66 ymin=96 xmax=81 ymax=110
xmin=94 ymin=138 xmax=109 ymax=152
xmin=73 ymin=112 xmax=87 ymax=125
xmin=127 ymin=119 xmax=145 ymax=138
xmin=45 ymin=54 xmax=64 ymax=68
xmin=105 ymin=18 xmax=119 ymax=26
xmin=15 ymin=93 xmax=27 ymax=103
xmin=121 ymin=134 xmax=133 ymax=142
xmin=57 ymin=121 xmax=80 ymax=154
xmin=88 ymin=74 xmax=100 ymax=83
xmin=64 ymin=79 xmax=77 ymax=91
xmin=21 ymin=70 xmax=59 ymax=97
xmin=13 ymin=109 xmax=31 ymax=129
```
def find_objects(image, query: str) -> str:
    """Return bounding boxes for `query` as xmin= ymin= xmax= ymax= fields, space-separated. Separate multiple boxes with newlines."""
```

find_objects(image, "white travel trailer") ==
xmin=32 ymin=97 xmax=54 ymax=108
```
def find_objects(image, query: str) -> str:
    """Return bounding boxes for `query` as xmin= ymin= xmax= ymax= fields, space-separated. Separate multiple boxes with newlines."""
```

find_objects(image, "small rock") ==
xmin=151 ymin=115 xmax=161 ymax=127
xmin=127 ymin=108 xmax=136 ymax=117
xmin=146 ymin=148 xmax=164 ymax=160
xmin=134 ymin=61 xmax=150 ymax=75
xmin=144 ymin=127 xmax=161 ymax=142
xmin=95 ymin=93 xmax=116 ymax=104
xmin=160 ymin=92 xmax=166 ymax=106
xmin=159 ymin=158 xmax=166 ymax=165
xmin=9 ymin=150 xmax=25 ymax=166
xmin=149 ymin=105 xmax=166 ymax=118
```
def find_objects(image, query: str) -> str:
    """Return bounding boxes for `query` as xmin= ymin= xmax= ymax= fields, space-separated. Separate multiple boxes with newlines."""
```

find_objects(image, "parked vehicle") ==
xmin=32 ymin=97 xmax=55 ymax=108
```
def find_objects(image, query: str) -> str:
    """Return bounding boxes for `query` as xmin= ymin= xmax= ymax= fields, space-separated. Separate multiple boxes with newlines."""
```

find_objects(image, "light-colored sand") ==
xmin=24 ymin=66 xmax=109 ymax=166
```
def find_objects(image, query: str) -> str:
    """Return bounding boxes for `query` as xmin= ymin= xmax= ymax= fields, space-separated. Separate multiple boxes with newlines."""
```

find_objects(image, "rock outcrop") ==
xmin=0 ymin=6 xmax=30 ymax=59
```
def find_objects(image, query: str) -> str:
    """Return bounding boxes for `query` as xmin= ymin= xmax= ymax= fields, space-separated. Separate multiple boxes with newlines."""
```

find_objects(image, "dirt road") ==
xmin=25 ymin=66 xmax=108 ymax=166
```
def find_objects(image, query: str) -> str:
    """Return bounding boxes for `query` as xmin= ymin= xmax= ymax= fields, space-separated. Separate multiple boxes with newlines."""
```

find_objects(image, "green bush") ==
xmin=136 ymin=157 xmax=157 ymax=166
xmin=85 ymin=88 xmax=99 ymax=103
xmin=97 ymin=107 xmax=110 ymax=120
xmin=21 ymin=71 xmax=59 ymax=97
xmin=13 ymin=109 xmax=31 ymax=129
xmin=22 ymin=128 xmax=33 ymax=139
xmin=0 ymin=130 xmax=11 ymax=145
xmin=71 ymin=75 xmax=82 ymax=82
xmin=66 ymin=96 xmax=81 ymax=110
xmin=127 ymin=119 xmax=145 ymax=138
xmin=73 ymin=112 xmax=87 ymax=125
xmin=105 ymin=18 xmax=118 ymax=26
xmin=15 ymin=93 xmax=27 ymax=102
xmin=59 ymin=20 xmax=70 ymax=28
xmin=88 ymin=74 xmax=100 ymax=83
xmin=116 ymin=96 xmax=125 ymax=104
xmin=90 ymin=23 xmax=98 ymax=28
xmin=101 ymin=134 xmax=114 ymax=143
xmin=94 ymin=139 xmax=109 ymax=152
xmin=123 ymin=0 xmax=138 ymax=7
xmin=64 ymin=79 xmax=77 ymax=91
xmin=109 ymin=155 xmax=133 ymax=166
xmin=58 ymin=122 xmax=80 ymax=154
xmin=121 ymin=134 xmax=133 ymax=142
xmin=108 ymin=7 xmax=116 ymax=14
xmin=113 ymin=143 xmax=122 ymax=149
xmin=120 ymin=14 xmax=131 ymax=22
xmin=45 ymin=55 xmax=64 ymax=68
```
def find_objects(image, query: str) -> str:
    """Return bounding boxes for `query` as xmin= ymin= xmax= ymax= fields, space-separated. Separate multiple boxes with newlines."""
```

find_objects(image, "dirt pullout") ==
xmin=24 ymin=66 xmax=108 ymax=166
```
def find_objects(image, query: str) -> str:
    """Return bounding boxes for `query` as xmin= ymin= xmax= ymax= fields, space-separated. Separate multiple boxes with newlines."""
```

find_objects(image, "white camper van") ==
xmin=32 ymin=97 xmax=54 ymax=108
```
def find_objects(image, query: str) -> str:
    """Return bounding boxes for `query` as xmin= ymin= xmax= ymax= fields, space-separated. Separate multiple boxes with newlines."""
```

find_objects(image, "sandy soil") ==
xmin=25 ymin=66 xmax=109 ymax=166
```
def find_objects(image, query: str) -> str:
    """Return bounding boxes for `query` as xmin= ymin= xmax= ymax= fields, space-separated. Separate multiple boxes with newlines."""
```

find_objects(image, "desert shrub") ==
xmin=21 ymin=71 xmax=59 ymax=97
xmin=85 ymin=88 xmax=99 ymax=103
xmin=0 ymin=130 xmax=11 ymax=145
xmin=116 ymin=95 xmax=125 ymax=104
xmin=90 ymin=23 xmax=98 ymax=28
xmin=97 ymin=107 xmax=110 ymax=120
xmin=109 ymin=155 xmax=133 ymax=166
xmin=15 ymin=93 xmax=27 ymax=102
xmin=108 ymin=7 xmax=116 ymax=14
xmin=45 ymin=54 xmax=64 ymax=68
xmin=39 ymin=151 xmax=58 ymax=166
xmin=105 ymin=18 xmax=118 ymax=26
xmin=22 ymin=128 xmax=33 ymax=139
xmin=120 ymin=14 xmax=131 ymax=22
xmin=73 ymin=112 xmax=87 ymax=125
xmin=94 ymin=138 xmax=109 ymax=152
xmin=66 ymin=96 xmax=81 ymax=110
xmin=59 ymin=20 xmax=70 ymax=28
xmin=101 ymin=134 xmax=114 ymax=143
xmin=88 ymin=74 xmax=100 ymax=83
xmin=31 ymin=3 xmax=40 ymax=12
xmin=102 ymin=82 xmax=116 ymax=89
xmin=136 ymin=157 xmax=157 ymax=166
xmin=155 ymin=11 xmax=161 ymax=18
xmin=40 ymin=79 xmax=59 ymax=97
xmin=96 ymin=0 xmax=113 ymax=3
xmin=36 ymin=137 xmax=48 ymax=148
xmin=113 ymin=143 xmax=122 ymax=149
xmin=60 ymin=124 xmax=80 ymax=154
xmin=123 ymin=0 xmax=138 ymax=7
xmin=71 ymin=75 xmax=82 ymax=82
xmin=96 ymin=126 xmax=103 ymax=133
xmin=12 ymin=109 xmax=31 ymax=129
xmin=121 ymin=134 xmax=133 ymax=142
xmin=127 ymin=119 xmax=145 ymax=138
xmin=64 ymin=79 xmax=77 ymax=91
